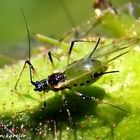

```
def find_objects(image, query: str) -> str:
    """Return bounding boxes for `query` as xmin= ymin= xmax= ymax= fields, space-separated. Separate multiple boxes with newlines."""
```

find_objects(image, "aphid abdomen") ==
xmin=70 ymin=74 xmax=99 ymax=88
xmin=63 ymin=58 xmax=108 ymax=89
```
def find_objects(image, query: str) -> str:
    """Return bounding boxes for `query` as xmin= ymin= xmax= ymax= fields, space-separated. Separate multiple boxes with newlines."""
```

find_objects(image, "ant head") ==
xmin=31 ymin=79 xmax=49 ymax=92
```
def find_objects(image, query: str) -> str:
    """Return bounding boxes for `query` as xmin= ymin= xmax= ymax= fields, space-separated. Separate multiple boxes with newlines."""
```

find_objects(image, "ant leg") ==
xmin=15 ymin=60 xmax=36 ymax=90
xmin=61 ymin=94 xmax=73 ymax=126
xmin=67 ymin=39 xmax=97 ymax=65
xmin=74 ymin=91 xmax=126 ymax=112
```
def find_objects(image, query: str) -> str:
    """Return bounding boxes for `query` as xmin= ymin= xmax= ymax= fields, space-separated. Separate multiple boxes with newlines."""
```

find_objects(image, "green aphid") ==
xmin=15 ymin=11 xmax=139 ymax=111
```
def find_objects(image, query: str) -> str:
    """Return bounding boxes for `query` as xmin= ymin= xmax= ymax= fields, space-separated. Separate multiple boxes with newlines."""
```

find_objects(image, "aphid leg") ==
xmin=61 ymin=94 xmax=73 ymax=126
xmin=48 ymin=51 xmax=54 ymax=66
xmin=41 ymin=92 xmax=47 ymax=110
xmin=48 ymin=51 xmax=61 ymax=72
xmin=48 ymin=51 xmax=60 ymax=66
xmin=67 ymin=39 xmax=98 ymax=65
xmin=74 ymin=91 xmax=126 ymax=112
xmin=88 ymin=37 xmax=101 ymax=58
xmin=53 ymin=120 xmax=58 ymax=140
xmin=74 ymin=91 xmax=96 ymax=100
xmin=15 ymin=60 xmax=36 ymax=90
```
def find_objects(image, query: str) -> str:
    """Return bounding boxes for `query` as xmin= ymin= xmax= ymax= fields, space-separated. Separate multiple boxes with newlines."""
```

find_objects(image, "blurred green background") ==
xmin=0 ymin=0 xmax=140 ymax=66
xmin=0 ymin=0 xmax=93 ymax=62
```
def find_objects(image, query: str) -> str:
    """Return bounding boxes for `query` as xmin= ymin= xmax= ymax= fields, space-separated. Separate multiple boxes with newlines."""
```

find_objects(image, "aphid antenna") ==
xmin=15 ymin=9 xmax=36 ymax=90
xmin=20 ymin=9 xmax=31 ymax=62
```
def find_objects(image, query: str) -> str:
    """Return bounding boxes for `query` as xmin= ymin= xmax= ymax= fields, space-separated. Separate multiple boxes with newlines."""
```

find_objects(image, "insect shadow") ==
xmin=29 ymin=85 xmax=128 ymax=122
xmin=11 ymin=85 xmax=129 ymax=139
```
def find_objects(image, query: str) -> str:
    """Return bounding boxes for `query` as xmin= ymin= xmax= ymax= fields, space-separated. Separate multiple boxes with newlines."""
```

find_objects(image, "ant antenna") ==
xmin=15 ymin=9 xmax=35 ymax=90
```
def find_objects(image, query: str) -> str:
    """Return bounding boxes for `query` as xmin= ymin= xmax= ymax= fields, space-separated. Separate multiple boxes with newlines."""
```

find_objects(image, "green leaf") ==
xmin=0 ymin=39 xmax=140 ymax=139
